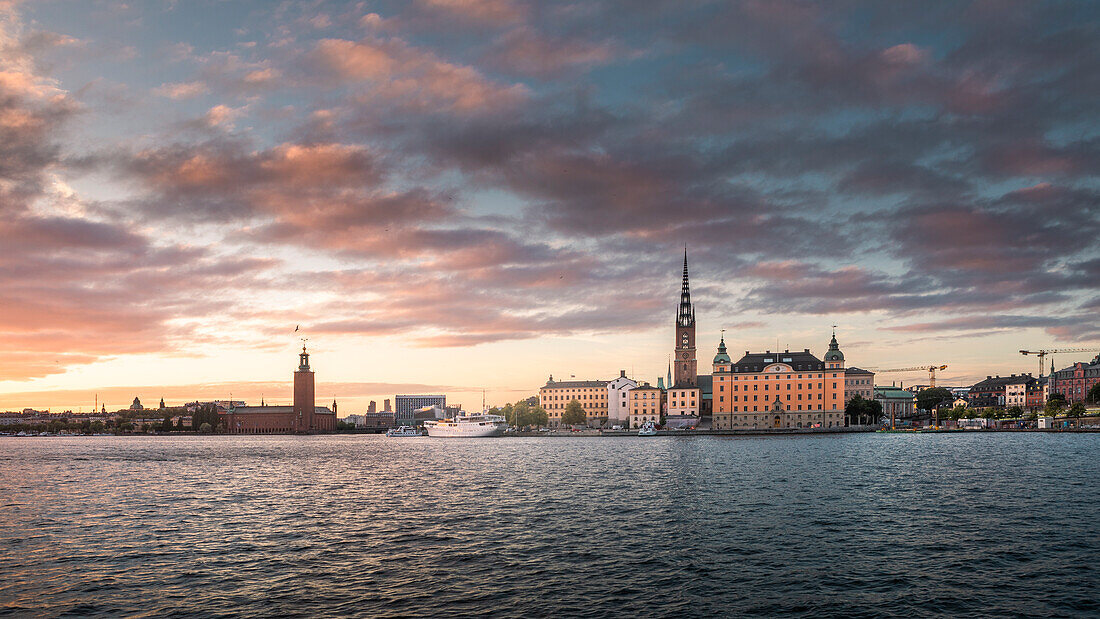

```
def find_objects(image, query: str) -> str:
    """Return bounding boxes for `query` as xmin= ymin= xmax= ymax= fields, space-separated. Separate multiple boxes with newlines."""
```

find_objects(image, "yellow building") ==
xmin=539 ymin=376 xmax=608 ymax=428
xmin=712 ymin=333 xmax=848 ymax=430
xmin=628 ymin=383 xmax=664 ymax=429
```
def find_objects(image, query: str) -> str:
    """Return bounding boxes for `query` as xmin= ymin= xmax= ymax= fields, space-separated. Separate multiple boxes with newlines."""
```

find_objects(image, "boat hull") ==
xmin=424 ymin=423 xmax=507 ymax=437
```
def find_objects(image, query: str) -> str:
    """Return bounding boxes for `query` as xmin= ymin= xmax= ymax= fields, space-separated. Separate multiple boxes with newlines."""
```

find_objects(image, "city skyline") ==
xmin=2 ymin=1 xmax=1098 ymax=413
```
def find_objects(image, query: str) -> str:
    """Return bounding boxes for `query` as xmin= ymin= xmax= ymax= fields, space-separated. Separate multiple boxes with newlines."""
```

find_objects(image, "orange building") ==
xmin=711 ymin=333 xmax=847 ymax=430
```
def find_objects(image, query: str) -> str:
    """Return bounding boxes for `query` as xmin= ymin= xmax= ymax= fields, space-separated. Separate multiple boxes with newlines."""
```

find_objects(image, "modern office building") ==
xmin=395 ymin=394 xmax=446 ymax=426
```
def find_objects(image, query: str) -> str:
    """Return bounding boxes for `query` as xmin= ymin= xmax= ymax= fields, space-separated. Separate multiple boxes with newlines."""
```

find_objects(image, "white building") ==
xmin=342 ymin=414 xmax=366 ymax=427
xmin=606 ymin=370 xmax=638 ymax=427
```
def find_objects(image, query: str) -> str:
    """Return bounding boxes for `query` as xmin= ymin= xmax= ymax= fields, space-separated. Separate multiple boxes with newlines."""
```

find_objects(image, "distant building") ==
xmin=607 ymin=370 xmax=638 ymax=428
xmin=844 ymin=367 xmax=875 ymax=404
xmin=968 ymin=374 xmax=1035 ymax=409
xmin=342 ymin=414 xmax=365 ymax=427
xmin=1050 ymin=355 xmax=1100 ymax=404
xmin=383 ymin=398 xmax=392 ymax=412
xmin=130 ymin=397 xmax=143 ymax=411
xmin=539 ymin=377 xmax=608 ymax=428
xmin=367 ymin=400 xmax=377 ymax=413
xmin=225 ymin=345 xmax=337 ymax=433
xmin=395 ymin=395 xmax=445 ymax=426
xmin=363 ymin=412 xmax=395 ymax=429
xmin=628 ymin=383 xmax=664 ymax=429
xmin=875 ymin=386 xmax=916 ymax=425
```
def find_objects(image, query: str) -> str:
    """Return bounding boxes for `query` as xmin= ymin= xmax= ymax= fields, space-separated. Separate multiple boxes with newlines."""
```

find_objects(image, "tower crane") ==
xmin=1019 ymin=349 xmax=1096 ymax=377
xmin=873 ymin=365 xmax=949 ymax=388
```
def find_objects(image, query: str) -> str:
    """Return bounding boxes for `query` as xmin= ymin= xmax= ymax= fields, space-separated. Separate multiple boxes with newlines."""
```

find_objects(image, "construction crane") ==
xmin=1020 ymin=349 xmax=1096 ymax=376
xmin=873 ymin=365 xmax=949 ymax=388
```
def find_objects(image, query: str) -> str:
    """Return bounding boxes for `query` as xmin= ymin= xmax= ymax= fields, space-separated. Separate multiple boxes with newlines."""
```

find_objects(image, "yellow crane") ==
xmin=873 ymin=365 xmax=949 ymax=388
xmin=1020 ymin=349 xmax=1096 ymax=376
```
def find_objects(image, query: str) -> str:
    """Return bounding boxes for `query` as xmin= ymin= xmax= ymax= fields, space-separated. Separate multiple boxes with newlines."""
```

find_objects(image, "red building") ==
xmin=225 ymin=345 xmax=337 ymax=434
xmin=1050 ymin=355 xmax=1100 ymax=404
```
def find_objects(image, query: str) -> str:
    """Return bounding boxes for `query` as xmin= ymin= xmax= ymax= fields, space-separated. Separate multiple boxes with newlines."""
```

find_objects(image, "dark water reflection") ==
xmin=1 ymin=433 xmax=1097 ymax=617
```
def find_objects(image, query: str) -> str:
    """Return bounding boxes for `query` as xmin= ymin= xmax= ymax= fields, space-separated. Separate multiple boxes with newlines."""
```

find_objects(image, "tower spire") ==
xmin=677 ymin=247 xmax=694 ymax=327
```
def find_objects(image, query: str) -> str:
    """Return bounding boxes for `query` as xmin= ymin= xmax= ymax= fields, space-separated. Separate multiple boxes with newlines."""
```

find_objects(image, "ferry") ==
xmin=638 ymin=421 xmax=658 ymax=436
xmin=423 ymin=412 xmax=507 ymax=437
xmin=385 ymin=425 xmax=423 ymax=437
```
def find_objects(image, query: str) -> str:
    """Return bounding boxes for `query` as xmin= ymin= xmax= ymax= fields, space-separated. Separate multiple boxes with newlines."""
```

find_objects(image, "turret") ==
xmin=823 ymin=327 xmax=845 ymax=369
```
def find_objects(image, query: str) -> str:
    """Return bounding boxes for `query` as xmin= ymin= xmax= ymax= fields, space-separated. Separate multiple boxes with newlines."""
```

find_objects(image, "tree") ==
xmin=198 ymin=422 xmax=213 ymax=434
xmin=526 ymin=406 xmax=548 ymax=428
xmin=1088 ymin=383 xmax=1100 ymax=404
xmin=1006 ymin=406 xmax=1024 ymax=419
xmin=916 ymin=387 xmax=953 ymax=413
xmin=844 ymin=395 xmax=882 ymax=426
xmin=508 ymin=401 xmax=528 ymax=427
xmin=176 ymin=416 xmax=184 ymax=430
xmin=1045 ymin=393 xmax=1067 ymax=416
xmin=561 ymin=399 xmax=586 ymax=426
xmin=90 ymin=421 xmax=105 ymax=434
xmin=1069 ymin=402 xmax=1087 ymax=418
xmin=161 ymin=415 xmax=174 ymax=433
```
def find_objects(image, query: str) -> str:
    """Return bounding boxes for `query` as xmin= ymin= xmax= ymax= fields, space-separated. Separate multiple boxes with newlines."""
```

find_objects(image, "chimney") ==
xmin=804 ymin=348 xmax=810 ymax=353
xmin=620 ymin=369 xmax=626 ymax=378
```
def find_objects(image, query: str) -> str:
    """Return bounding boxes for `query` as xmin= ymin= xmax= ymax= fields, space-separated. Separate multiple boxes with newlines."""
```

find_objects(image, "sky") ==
xmin=1 ymin=0 xmax=1097 ymax=413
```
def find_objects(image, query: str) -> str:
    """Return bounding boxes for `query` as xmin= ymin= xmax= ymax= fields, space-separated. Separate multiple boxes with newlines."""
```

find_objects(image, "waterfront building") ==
xmin=628 ymin=383 xmax=665 ymax=429
xmin=225 ymin=345 xmax=337 ymax=433
xmin=1050 ymin=354 xmax=1100 ymax=404
xmin=968 ymin=374 xmax=1035 ymax=409
xmin=874 ymin=386 xmax=916 ymax=425
xmin=363 ymin=411 xmax=395 ymax=429
xmin=342 ymin=414 xmax=365 ymax=427
xmin=844 ymin=367 xmax=875 ymax=404
xmin=607 ymin=370 xmax=638 ymax=428
xmin=395 ymin=394 xmax=445 ymax=426
xmin=711 ymin=332 xmax=848 ymax=430
xmin=539 ymin=376 xmax=609 ymax=428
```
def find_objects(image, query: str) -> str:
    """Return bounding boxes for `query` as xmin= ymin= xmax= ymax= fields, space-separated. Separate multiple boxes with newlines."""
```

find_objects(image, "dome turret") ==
xmin=824 ymin=330 xmax=844 ymax=362
xmin=713 ymin=333 xmax=731 ymax=364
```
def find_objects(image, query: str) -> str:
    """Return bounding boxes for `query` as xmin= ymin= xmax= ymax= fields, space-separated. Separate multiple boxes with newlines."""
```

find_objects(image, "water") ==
xmin=1 ymin=433 xmax=1097 ymax=618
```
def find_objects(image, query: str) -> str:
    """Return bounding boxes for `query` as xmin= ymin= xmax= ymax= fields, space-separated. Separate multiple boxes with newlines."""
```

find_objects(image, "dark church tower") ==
xmin=674 ymin=249 xmax=698 ymax=387
xmin=294 ymin=344 xmax=315 ymax=432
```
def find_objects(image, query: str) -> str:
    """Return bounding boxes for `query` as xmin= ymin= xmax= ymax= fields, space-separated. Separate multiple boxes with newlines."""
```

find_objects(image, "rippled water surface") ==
xmin=1 ymin=433 xmax=1097 ymax=617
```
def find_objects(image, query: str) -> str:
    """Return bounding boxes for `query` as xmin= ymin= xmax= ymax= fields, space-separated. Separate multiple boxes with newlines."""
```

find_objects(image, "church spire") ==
xmin=677 ymin=247 xmax=695 ymax=327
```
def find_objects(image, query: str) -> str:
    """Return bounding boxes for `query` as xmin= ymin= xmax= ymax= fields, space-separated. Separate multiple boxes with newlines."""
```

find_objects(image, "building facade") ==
xmin=874 ymin=386 xmax=916 ymax=425
xmin=968 ymin=375 xmax=1036 ymax=409
xmin=395 ymin=394 xmax=445 ymax=426
xmin=539 ymin=377 xmax=609 ymax=428
xmin=607 ymin=370 xmax=638 ymax=427
xmin=628 ymin=383 xmax=665 ymax=429
xmin=1051 ymin=355 xmax=1100 ymax=404
xmin=711 ymin=334 xmax=847 ymax=430
xmin=844 ymin=367 xmax=875 ymax=404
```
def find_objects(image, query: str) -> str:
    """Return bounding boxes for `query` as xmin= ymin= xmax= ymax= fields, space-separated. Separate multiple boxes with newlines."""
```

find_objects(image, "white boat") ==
xmin=638 ymin=421 xmax=658 ymax=436
xmin=423 ymin=412 xmax=507 ymax=437
xmin=385 ymin=425 xmax=422 ymax=437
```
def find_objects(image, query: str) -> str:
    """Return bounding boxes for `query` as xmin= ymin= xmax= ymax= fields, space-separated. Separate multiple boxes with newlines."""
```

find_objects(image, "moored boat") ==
xmin=423 ymin=412 xmax=507 ymax=437
xmin=638 ymin=421 xmax=658 ymax=436
xmin=385 ymin=425 xmax=422 ymax=437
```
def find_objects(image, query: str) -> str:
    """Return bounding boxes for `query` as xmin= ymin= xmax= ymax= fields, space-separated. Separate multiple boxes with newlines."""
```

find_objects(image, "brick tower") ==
xmin=294 ymin=344 xmax=315 ymax=432
xmin=674 ymin=249 xmax=697 ymax=387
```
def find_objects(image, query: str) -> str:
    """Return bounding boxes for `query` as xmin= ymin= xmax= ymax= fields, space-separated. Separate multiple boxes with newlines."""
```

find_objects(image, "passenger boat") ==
xmin=423 ymin=412 xmax=507 ymax=437
xmin=638 ymin=421 xmax=658 ymax=436
xmin=385 ymin=425 xmax=422 ymax=437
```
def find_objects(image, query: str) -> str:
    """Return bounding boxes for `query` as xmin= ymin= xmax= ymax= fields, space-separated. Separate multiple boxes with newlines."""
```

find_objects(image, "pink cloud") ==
xmin=312 ymin=37 xmax=528 ymax=112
